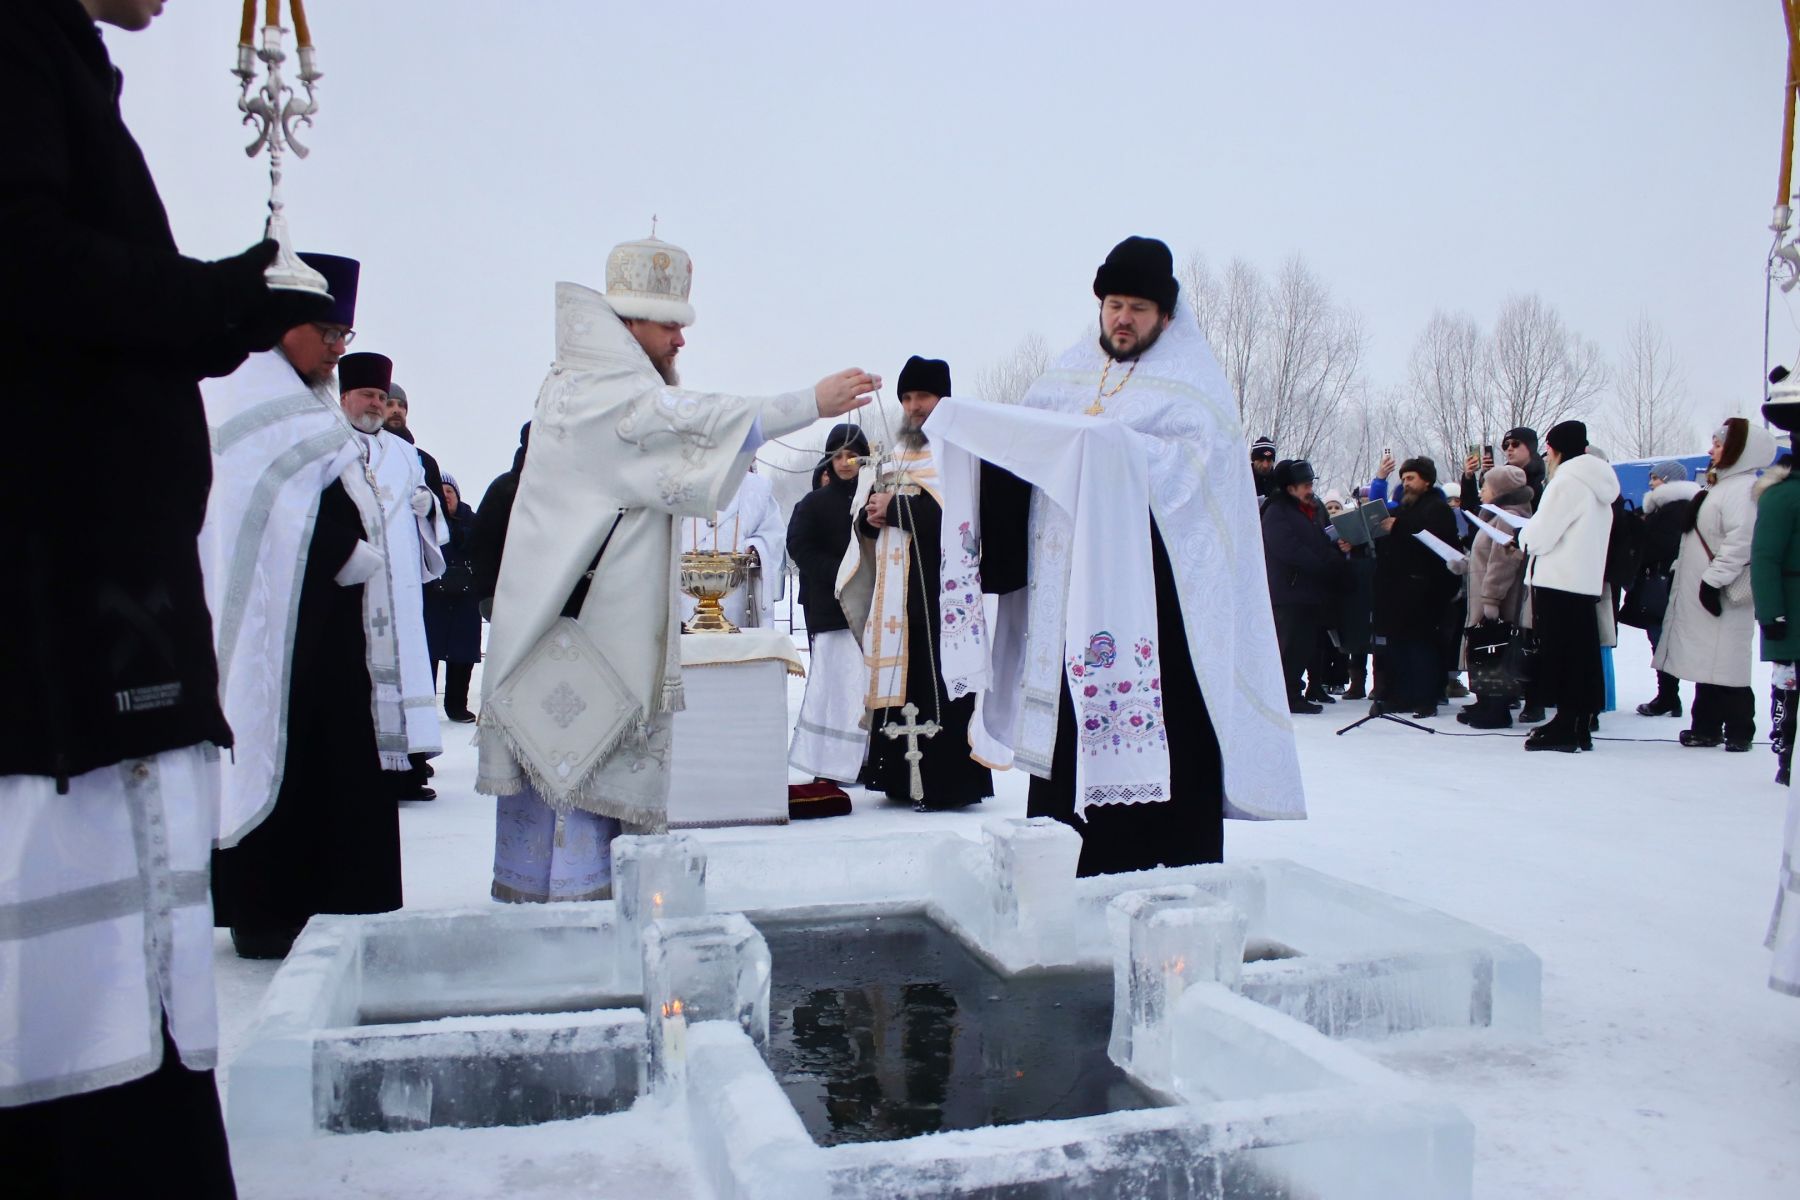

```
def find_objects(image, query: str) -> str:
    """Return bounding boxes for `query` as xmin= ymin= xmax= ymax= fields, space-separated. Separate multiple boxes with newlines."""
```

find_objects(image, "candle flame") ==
xmin=652 ymin=891 xmax=664 ymax=907
xmin=670 ymin=998 xmax=684 ymax=1016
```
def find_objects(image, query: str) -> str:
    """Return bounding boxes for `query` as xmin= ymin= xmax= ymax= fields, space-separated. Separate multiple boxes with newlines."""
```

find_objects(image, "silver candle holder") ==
xmin=232 ymin=8 xmax=327 ymax=296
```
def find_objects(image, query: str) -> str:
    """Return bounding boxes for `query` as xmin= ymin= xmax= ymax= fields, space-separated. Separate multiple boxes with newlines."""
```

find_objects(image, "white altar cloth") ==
xmin=668 ymin=630 xmax=801 ymax=828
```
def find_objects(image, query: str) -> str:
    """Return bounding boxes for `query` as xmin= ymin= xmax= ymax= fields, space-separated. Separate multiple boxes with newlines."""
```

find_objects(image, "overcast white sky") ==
xmin=111 ymin=1 xmax=1783 ymax=493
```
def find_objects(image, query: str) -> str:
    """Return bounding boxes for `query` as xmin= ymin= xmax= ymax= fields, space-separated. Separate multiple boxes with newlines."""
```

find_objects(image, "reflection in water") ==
xmin=764 ymin=914 xmax=1160 ymax=1146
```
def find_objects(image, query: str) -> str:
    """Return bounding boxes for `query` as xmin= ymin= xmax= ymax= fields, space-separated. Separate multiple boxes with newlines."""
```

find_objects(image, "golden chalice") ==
xmin=680 ymin=551 xmax=748 ymax=633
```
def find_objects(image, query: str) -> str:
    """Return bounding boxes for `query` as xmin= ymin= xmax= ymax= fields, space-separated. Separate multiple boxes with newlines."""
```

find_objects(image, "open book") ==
xmin=1331 ymin=499 xmax=1393 ymax=548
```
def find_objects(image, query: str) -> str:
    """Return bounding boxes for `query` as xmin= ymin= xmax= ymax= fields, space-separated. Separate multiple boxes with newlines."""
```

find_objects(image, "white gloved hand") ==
xmin=410 ymin=487 xmax=435 ymax=518
xmin=334 ymin=541 xmax=386 ymax=587
xmin=1481 ymin=602 xmax=1500 ymax=622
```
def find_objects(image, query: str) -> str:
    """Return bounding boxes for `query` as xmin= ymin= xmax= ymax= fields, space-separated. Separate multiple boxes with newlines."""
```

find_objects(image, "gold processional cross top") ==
xmin=881 ymin=701 xmax=941 ymax=803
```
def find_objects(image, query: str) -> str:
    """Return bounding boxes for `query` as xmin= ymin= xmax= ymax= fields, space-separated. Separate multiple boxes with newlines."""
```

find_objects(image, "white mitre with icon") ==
xmin=605 ymin=234 xmax=696 ymax=327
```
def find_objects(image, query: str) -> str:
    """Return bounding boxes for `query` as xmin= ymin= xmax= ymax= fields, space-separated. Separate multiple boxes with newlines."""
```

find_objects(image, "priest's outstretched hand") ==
xmin=816 ymin=369 xmax=881 ymax=418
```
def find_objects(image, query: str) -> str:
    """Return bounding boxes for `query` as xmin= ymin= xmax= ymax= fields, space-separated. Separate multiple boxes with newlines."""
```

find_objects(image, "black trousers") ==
xmin=1530 ymin=587 xmax=1604 ymax=715
xmin=435 ymin=658 xmax=474 ymax=715
xmin=1272 ymin=603 xmax=1323 ymax=704
xmin=0 ymin=1018 xmax=236 ymax=1199
xmin=1691 ymin=683 xmax=1755 ymax=742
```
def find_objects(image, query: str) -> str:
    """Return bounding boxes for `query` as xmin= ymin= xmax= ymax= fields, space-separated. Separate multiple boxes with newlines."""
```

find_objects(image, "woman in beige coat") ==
xmin=1454 ymin=465 xmax=1534 ymax=728
xmin=1654 ymin=418 xmax=1778 ymax=751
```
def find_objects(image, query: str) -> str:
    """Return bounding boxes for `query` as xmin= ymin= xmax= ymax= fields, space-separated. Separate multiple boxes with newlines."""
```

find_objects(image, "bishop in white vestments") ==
xmin=479 ymin=235 xmax=877 ymax=902
xmin=926 ymin=237 xmax=1305 ymax=875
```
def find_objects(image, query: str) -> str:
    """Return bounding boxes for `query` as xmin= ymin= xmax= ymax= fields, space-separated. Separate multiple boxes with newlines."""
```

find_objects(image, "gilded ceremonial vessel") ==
xmin=680 ymin=551 xmax=748 ymax=634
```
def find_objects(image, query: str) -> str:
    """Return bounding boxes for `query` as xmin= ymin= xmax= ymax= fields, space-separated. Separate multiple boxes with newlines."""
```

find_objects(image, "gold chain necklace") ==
xmin=1085 ymin=357 xmax=1137 ymax=416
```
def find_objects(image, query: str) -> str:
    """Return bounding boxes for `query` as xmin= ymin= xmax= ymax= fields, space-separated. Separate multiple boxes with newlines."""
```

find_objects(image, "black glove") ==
xmin=1699 ymin=582 xmax=1723 ymax=617
xmin=1763 ymin=616 xmax=1790 ymax=642
xmin=216 ymin=240 xmax=335 ymax=355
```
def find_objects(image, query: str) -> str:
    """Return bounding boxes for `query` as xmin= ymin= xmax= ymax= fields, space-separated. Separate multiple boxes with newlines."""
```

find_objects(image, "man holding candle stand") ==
xmin=1 ymin=0 xmax=337 ymax=1193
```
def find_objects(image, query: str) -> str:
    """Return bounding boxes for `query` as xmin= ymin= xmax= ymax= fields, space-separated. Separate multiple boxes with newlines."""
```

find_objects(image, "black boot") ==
xmin=1525 ymin=713 xmax=1581 ymax=752
xmin=1519 ymin=703 xmax=1547 ymax=724
xmin=1464 ymin=695 xmax=1513 ymax=729
xmin=1636 ymin=672 xmax=1682 ymax=717
xmin=1343 ymin=660 xmax=1368 ymax=701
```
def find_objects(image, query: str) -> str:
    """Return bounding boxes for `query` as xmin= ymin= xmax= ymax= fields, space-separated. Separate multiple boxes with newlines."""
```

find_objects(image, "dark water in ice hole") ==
xmin=761 ymin=913 xmax=1163 ymax=1147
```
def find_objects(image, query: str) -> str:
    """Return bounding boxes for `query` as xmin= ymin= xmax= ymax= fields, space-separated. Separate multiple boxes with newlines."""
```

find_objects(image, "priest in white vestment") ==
xmin=925 ymin=237 xmax=1305 ymax=875
xmin=678 ymin=465 xmax=787 ymax=629
xmin=478 ymin=235 xmax=877 ymax=902
xmin=204 ymin=284 xmax=448 ymax=957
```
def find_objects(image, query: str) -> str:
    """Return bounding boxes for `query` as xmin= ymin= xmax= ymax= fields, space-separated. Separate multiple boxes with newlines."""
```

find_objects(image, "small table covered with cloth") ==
xmin=668 ymin=629 xmax=804 ymax=828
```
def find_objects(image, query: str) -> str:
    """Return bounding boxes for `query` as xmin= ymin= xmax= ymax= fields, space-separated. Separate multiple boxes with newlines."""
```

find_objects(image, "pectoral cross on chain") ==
xmin=881 ymin=701 xmax=940 ymax=803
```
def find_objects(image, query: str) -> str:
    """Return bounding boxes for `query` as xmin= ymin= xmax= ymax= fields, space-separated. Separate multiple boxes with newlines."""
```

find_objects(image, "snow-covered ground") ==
xmin=220 ymin=631 xmax=1798 ymax=1199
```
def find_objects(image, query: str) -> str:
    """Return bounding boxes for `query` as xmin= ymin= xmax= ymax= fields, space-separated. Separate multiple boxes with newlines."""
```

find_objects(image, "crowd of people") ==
xmin=1253 ymin=417 xmax=1795 ymax=760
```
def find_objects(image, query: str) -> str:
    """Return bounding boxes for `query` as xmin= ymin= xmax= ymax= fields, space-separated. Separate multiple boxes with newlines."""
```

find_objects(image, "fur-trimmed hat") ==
xmin=337 ymin=352 xmax=392 ymax=396
xmin=1765 ymin=366 xmax=1800 ymax=432
xmin=896 ymin=356 xmax=952 ymax=398
xmin=604 ymin=235 xmax=696 ymax=327
xmin=1398 ymin=455 xmax=1438 ymax=485
xmin=1093 ymin=236 xmax=1179 ymax=314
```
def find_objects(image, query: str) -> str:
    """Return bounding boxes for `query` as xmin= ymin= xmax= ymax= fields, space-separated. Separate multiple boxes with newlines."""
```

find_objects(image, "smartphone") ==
xmin=1483 ymin=444 xmax=1495 ymax=460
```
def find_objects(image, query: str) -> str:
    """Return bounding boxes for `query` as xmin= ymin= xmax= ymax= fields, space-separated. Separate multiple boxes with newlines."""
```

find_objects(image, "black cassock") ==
xmin=859 ymin=485 xmax=994 ymax=809
xmin=213 ymin=480 xmax=403 ymax=936
xmin=980 ymin=469 xmax=1225 ymax=877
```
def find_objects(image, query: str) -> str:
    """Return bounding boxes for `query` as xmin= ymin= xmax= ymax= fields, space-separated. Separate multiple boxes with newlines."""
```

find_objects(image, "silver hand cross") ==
xmin=881 ymin=701 xmax=940 ymax=803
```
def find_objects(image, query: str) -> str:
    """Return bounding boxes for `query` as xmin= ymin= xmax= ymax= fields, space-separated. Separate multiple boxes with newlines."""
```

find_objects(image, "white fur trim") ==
xmin=605 ymin=294 xmax=696 ymax=327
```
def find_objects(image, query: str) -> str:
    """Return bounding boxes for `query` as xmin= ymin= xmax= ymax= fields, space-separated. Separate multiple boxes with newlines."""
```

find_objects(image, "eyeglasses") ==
xmin=312 ymin=324 xmax=356 ymax=347
xmin=1501 ymin=440 xmax=1521 ymax=450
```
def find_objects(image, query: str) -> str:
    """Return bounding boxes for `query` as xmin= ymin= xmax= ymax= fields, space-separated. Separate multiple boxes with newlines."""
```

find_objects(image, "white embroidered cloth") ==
xmin=929 ymin=404 xmax=1165 ymax=817
xmin=924 ymin=295 xmax=1305 ymax=823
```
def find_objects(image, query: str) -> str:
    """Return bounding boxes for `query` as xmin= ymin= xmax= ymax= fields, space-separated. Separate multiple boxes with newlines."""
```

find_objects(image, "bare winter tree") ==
xmin=1257 ymin=256 xmax=1366 ymax=460
xmin=1184 ymin=252 xmax=1267 ymax=428
xmin=1601 ymin=316 xmax=1693 ymax=459
xmin=1486 ymin=294 xmax=1606 ymax=432
xmin=974 ymin=331 xmax=1051 ymax=407
xmin=1407 ymin=310 xmax=1492 ymax=467
xmin=1313 ymin=386 xmax=1405 ymax=498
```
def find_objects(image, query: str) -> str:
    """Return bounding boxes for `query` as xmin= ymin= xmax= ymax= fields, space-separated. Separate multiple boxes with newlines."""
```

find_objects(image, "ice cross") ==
xmin=881 ymin=701 xmax=940 ymax=803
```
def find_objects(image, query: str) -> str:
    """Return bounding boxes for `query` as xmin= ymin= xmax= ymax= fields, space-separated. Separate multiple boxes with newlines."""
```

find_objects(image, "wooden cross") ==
xmin=881 ymin=701 xmax=940 ymax=803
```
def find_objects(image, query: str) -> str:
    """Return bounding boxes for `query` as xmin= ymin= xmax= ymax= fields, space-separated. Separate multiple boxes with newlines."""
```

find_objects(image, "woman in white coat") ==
xmin=1517 ymin=420 xmax=1621 ymax=751
xmin=1655 ymin=417 xmax=1777 ymax=751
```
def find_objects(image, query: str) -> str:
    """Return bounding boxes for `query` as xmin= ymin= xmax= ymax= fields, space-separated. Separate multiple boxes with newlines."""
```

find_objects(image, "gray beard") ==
xmin=653 ymin=357 xmax=680 ymax=386
xmin=899 ymin=421 xmax=928 ymax=450
xmin=349 ymin=413 xmax=386 ymax=435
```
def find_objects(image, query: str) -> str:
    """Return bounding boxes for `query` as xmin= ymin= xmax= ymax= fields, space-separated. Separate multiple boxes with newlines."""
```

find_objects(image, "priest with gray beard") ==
xmin=479 ymin=234 xmax=877 ymax=903
xmin=924 ymin=237 xmax=1306 ymax=876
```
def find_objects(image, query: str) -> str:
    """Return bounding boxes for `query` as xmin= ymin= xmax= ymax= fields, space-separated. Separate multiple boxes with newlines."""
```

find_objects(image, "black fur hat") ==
xmin=896 ymin=356 xmax=952 ymax=398
xmin=1092 ymin=236 xmax=1179 ymax=314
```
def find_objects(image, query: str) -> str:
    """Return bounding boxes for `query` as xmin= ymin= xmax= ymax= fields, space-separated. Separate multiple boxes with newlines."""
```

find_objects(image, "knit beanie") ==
xmin=1545 ymin=420 xmax=1588 ymax=460
xmin=1648 ymin=460 xmax=1689 ymax=483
